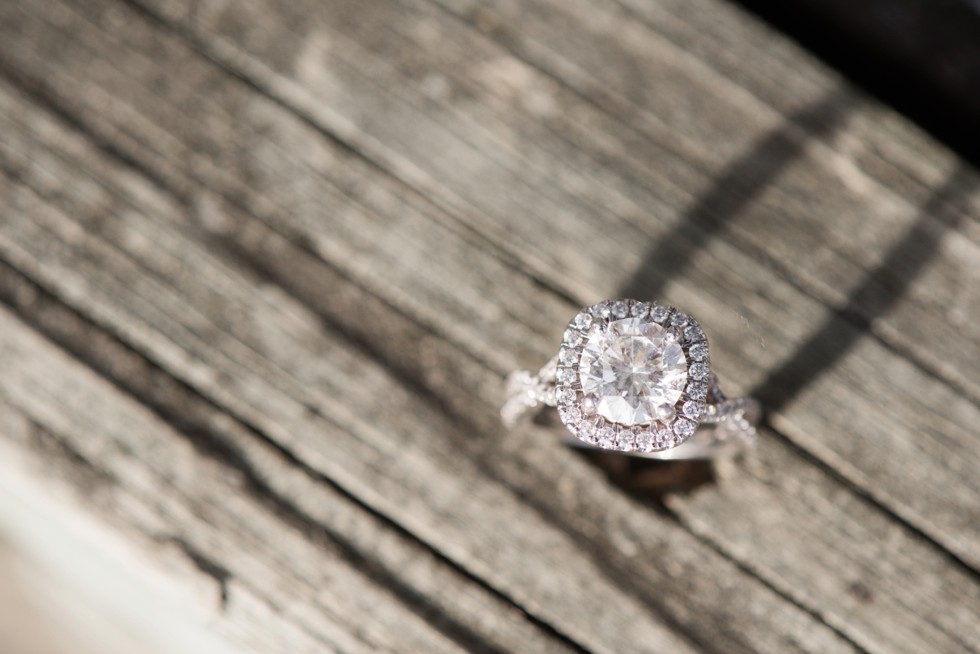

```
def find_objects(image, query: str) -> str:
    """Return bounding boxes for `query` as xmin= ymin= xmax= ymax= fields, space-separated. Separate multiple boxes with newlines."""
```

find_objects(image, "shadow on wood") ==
xmin=603 ymin=88 xmax=855 ymax=500
xmin=618 ymin=87 xmax=856 ymax=302
xmin=752 ymin=164 xmax=972 ymax=413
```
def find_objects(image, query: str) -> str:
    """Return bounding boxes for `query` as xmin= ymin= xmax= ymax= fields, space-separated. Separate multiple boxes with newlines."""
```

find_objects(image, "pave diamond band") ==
xmin=501 ymin=299 xmax=760 ymax=460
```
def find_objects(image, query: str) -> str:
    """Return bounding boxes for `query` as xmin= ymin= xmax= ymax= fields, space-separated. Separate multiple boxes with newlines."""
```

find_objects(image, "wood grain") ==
xmin=0 ymin=0 xmax=977 ymax=652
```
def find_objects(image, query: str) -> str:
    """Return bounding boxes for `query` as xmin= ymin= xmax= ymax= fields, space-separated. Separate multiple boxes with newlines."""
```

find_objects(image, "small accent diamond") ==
xmin=630 ymin=303 xmax=649 ymax=318
xmin=578 ymin=422 xmax=598 ymax=444
xmin=557 ymin=367 xmax=577 ymax=383
xmin=598 ymin=427 xmax=616 ymax=448
xmin=558 ymin=346 xmax=577 ymax=365
xmin=674 ymin=418 xmax=696 ymax=438
xmin=684 ymin=324 xmax=704 ymax=342
xmin=670 ymin=312 xmax=690 ymax=327
xmin=682 ymin=400 xmax=702 ymax=419
xmin=563 ymin=326 xmax=583 ymax=345
xmin=594 ymin=301 xmax=613 ymax=319
xmin=611 ymin=300 xmax=629 ymax=319
xmin=572 ymin=312 xmax=593 ymax=331
xmin=651 ymin=305 xmax=669 ymax=323
xmin=665 ymin=326 xmax=684 ymax=343
xmin=690 ymin=362 xmax=709 ymax=380
xmin=614 ymin=428 xmax=634 ymax=451
xmin=634 ymin=428 xmax=655 ymax=452
xmin=687 ymin=381 xmax=708 ymax=400
xmin=689 ymin=343 xmax=708 ymax=361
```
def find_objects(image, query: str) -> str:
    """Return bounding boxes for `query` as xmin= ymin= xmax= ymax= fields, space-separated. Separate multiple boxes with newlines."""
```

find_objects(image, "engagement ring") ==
xmin=502 ymin=299 xmax=760 ymax=460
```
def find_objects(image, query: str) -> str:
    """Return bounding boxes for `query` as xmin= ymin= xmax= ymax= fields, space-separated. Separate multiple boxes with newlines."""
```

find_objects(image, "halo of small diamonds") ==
xmin=555 ymin=300 xmax=710 ymax=453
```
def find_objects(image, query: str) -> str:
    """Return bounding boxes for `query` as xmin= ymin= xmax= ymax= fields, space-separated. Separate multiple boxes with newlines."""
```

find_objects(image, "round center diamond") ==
xmin=578 ymin=317 xmax=688 ymax=425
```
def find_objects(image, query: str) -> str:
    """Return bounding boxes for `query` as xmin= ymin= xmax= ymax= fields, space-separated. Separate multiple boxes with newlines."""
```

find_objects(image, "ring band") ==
xmin=501 ymin=299 xmax=760 ymax=460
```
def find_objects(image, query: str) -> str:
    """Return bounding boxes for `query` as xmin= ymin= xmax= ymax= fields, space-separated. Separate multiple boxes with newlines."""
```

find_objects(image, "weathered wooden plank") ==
xmin=0 ymin=302 xmax=587 ymax=654
xmin=183 ymin=0 xmax=980 ymax=550
xmin=0 ymin=426 xmax=249 ymax=654
xmin=351 ymin=0 xmax=975 ymax=395
xmin=0 ymin=310 xmax=517 ymax=654
xmin=418 ymin=0 xmax=980 ymax=393
xmin=15 ymin=0 xmax=975 ymax=571
xmin=0 ymin=30 xmax=969 ymax=654
xmin=434 ymin=0 xmax=972 ymax=206
xmin=151 ymin=0 xmax=980 ymax=408
xmin=0 ymin=80 xmax=862 ymax=653
xmin=0 ymin=0 xmax=977 ymax=652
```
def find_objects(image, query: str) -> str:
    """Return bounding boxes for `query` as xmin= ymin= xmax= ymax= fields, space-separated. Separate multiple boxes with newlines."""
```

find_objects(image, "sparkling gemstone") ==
xmin=615 ymin=430 xmax=634 ymax=451
xmin=674 ymin=418 xmax=696 ymax=438
xmin=611 ymin=300 xmax=629 ymax=319
xmin=690 ymin=362 xmax=709 ymax=380
xmin=572 ymin=312 xmax=593 ymax=331
xmin=682 ymin=400 xmax=703 ymax=419
xmin=687 ymin=381 xmax=708 ymax=400
xmin=578 ymin=317 xmax=689 ymax=425
xmin=670 ymin=312 xmax=690 ymax=327
xmin=595 ymin=301 xmax=613 ymax=319
xmin=557 ymin=388 xmax=576 ymax=404
xmin=635 ymin=430 xmax=655 ymax=452
xmin=563 ymin=326 xmax=583 ymax=345
xmin=558 ymin=346 xmax=578 ymax=365
xmin=578 ymin=422 xmax=598 ymax=444
xmin=651 ymin=305 xmax=669 ymax=323
xmin=689 ymin=343 xmax=708 ymax=361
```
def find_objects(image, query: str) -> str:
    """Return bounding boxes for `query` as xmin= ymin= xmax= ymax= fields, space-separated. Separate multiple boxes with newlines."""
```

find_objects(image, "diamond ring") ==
xmin=502 ymin=299 xmax=760 ymax=460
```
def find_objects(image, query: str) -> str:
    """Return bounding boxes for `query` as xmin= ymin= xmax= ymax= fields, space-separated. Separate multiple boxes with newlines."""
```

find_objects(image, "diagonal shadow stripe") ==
xmin=753 ymin=164 xmax=971 ymax=413
xmin=618 ymin=87 xmax=855 ymax=300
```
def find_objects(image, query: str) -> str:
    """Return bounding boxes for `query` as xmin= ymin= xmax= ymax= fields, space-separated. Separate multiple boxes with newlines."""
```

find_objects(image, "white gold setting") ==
xmin=502 ymin=299 xmax=760 ymax=460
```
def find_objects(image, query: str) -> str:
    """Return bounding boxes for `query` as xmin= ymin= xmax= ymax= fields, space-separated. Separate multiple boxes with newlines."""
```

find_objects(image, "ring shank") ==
xmin=502 ymin=362 xmax=760 ymax=461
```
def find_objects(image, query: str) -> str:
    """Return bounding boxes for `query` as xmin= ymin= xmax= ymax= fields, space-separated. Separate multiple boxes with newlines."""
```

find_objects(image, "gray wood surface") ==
xmin=0 ymin=0 xmax=977 ymax=652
